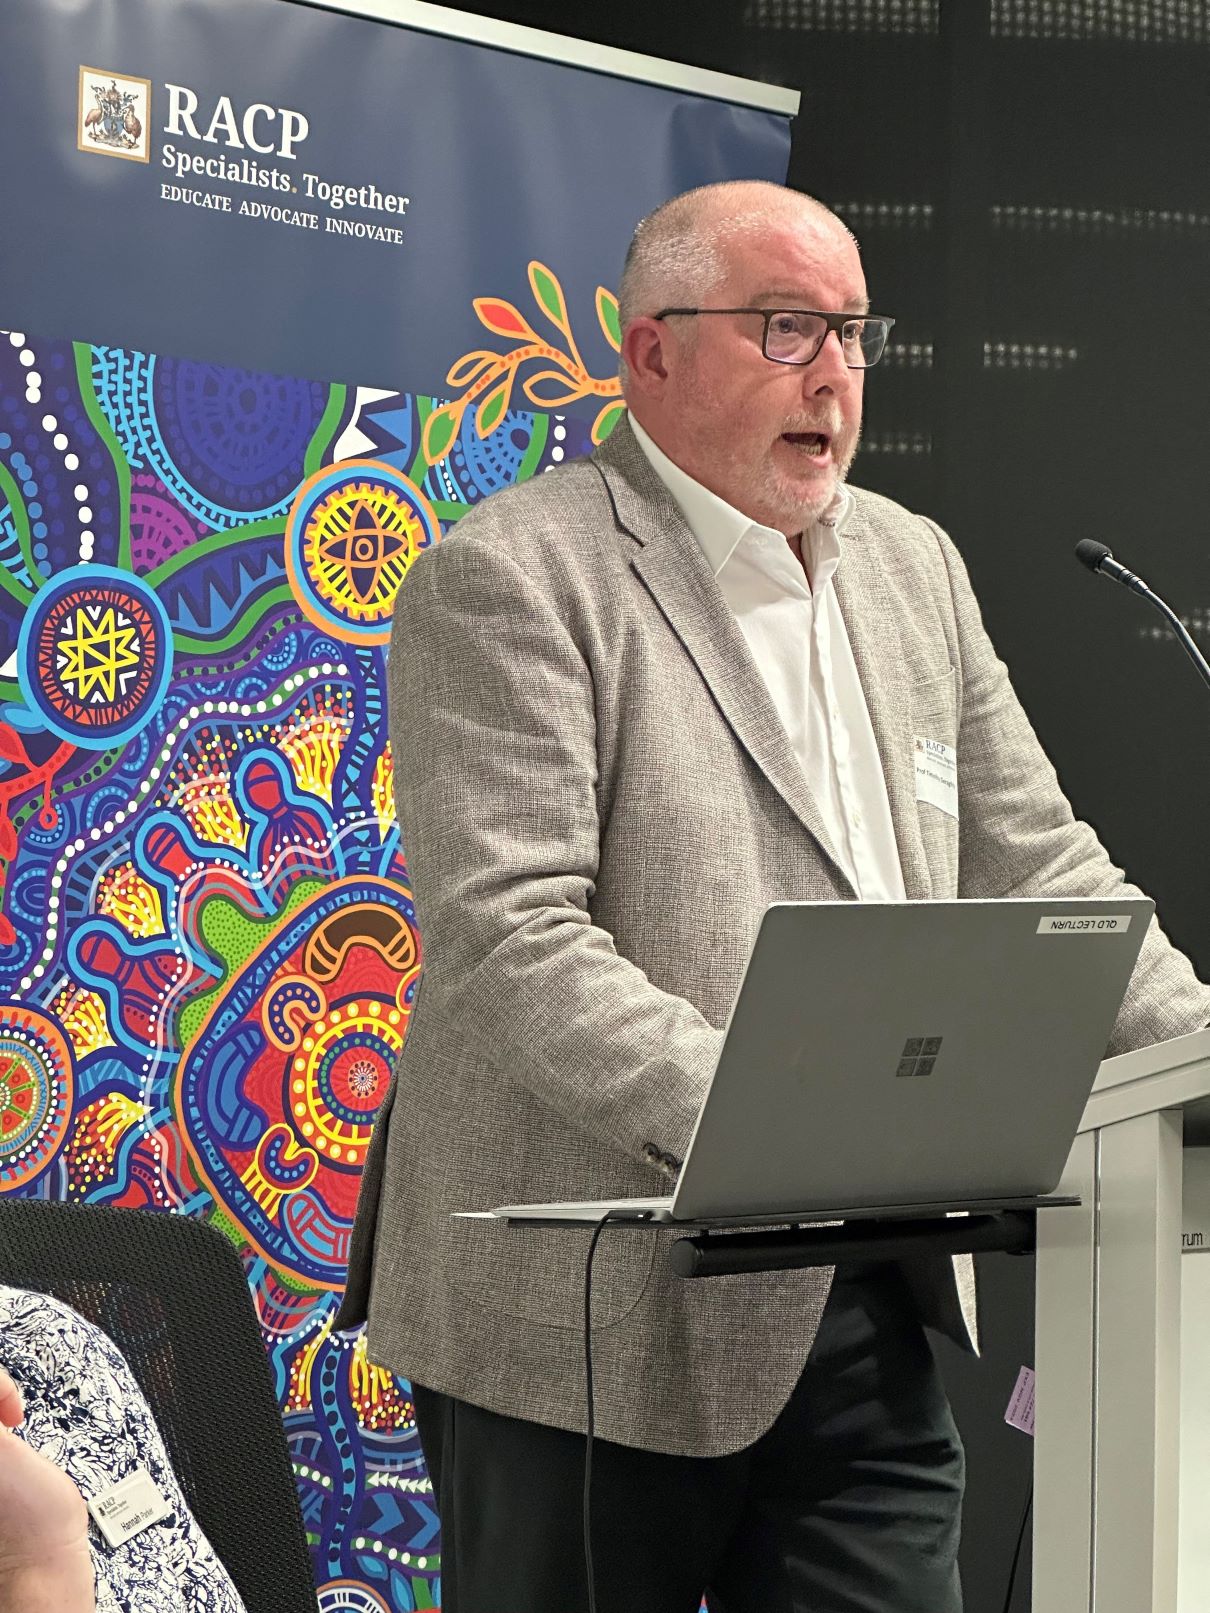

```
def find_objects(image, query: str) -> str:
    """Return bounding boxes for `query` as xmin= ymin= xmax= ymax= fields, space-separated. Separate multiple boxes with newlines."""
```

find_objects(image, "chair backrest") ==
xmin=0 ymin=1198 xmax=317 ymax=1613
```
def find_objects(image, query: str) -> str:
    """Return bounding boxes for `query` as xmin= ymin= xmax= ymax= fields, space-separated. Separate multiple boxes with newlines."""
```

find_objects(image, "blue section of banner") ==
xmin=2 ymin=0 xmax=790 ymax=392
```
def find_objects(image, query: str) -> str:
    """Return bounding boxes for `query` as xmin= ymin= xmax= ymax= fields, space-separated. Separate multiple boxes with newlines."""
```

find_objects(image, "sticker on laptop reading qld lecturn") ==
xmin=1037 ymin=915 xmax=1132 ymax=935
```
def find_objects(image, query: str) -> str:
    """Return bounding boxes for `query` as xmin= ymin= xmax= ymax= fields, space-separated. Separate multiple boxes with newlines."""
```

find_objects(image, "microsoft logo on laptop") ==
xmin=896 ymin=1036 xmax=943 ymax=1078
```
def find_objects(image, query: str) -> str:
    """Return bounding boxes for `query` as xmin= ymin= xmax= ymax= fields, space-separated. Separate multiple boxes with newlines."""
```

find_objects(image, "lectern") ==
xmin=1034 ymin=1025 xmax=1210 ymax=1613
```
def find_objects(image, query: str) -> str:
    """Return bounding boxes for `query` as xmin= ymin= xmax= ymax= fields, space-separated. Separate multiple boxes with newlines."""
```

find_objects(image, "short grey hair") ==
xmin=616 ymin=182 xmax=853 ymax=385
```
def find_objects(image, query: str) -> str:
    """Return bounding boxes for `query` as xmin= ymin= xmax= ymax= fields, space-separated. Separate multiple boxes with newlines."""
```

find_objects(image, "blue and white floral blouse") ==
xmin=0 ymin=1283 xmax=247 ymax=1613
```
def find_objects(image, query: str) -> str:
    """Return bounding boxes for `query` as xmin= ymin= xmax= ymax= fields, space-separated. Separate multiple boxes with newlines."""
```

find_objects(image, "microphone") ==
xmin=1074 ymin=540 xmax=1210 ymax=693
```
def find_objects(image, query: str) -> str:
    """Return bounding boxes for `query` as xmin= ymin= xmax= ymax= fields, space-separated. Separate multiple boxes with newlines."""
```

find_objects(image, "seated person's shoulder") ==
xmin=0 ymin=1283 xmax=249 ymax=1612
xmin=0 ymin=1283 xmax=162 ymax=1464
xmin=0 ymin=1284 xmax=128 ymax=1382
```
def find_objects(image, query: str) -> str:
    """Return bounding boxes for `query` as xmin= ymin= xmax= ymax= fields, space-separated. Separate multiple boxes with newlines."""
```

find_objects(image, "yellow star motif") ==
xmin=56 ymin=606 xmax=141 ymax=704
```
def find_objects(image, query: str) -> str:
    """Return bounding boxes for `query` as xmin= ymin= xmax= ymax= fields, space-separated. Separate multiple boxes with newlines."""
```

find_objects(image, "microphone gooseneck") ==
xmin=1074 ymin=541 xmax=1210 ymax=693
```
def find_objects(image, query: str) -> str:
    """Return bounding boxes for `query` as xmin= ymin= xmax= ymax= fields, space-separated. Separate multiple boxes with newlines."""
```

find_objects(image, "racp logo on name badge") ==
xmin=78 ymin=67 xmax=152 ymax=163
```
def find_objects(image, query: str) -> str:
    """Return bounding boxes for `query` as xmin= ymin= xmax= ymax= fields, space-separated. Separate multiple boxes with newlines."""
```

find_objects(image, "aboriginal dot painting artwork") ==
xmin=0 ymin=265 xmax=622 ymax=1611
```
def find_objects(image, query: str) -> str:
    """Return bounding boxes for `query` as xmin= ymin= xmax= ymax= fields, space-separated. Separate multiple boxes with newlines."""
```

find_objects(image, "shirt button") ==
xmin=852 ymin=811 xmax=864 ymax=830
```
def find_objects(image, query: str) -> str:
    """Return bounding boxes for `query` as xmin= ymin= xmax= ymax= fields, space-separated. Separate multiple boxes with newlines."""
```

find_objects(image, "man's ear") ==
xmin=621 ymin=317 xmax=671 ymax=397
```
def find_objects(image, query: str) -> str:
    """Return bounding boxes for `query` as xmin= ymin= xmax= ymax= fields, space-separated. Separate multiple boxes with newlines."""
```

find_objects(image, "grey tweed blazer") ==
xmin=337 ymin=417 xmax=1209 ymax=1457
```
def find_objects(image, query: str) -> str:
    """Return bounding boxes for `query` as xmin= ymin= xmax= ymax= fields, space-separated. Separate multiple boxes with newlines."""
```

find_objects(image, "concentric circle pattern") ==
xmin=290 ymin=1004 xmax=403 ymax=1169
xmin=17 ymin=566 xmax=172 ymax=749
xmin=0 ymin=1005 xmax=73 ymax=1189
xmin=285 ymin=459 xmax=439 ymax=644
xmin=152 ymin=358 xmax=328 ymax=510
xmin=175 ymin=876 xmax=419 ymax=1288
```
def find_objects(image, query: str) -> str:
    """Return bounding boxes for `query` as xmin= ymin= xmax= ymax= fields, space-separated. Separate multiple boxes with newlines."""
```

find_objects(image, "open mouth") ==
xmin=781 ymin=430 xmax=830 ymax=458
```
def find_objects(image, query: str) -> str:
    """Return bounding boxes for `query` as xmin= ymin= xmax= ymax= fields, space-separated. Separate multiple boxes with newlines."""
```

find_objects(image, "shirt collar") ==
xmin=628 ymin=413 xmax=854 ymax=588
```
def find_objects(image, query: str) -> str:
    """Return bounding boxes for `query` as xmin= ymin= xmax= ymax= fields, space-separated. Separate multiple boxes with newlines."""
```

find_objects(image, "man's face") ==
xmin=655 ymin=215 xmax=868 ymax=535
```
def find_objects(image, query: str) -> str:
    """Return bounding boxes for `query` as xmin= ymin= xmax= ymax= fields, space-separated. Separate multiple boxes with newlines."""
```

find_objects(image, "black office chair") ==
xmin=0 ymin=1197 xmax=318 ymax=1613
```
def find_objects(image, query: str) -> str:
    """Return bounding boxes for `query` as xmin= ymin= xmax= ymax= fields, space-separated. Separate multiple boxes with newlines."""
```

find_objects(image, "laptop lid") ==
xmin=669 ymin=896 xmax=1153 ymax=1222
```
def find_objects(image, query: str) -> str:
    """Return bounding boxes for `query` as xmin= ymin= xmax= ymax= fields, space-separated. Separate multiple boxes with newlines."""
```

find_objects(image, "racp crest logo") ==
xmin=78 ymin=67 xmax=152 ymax=163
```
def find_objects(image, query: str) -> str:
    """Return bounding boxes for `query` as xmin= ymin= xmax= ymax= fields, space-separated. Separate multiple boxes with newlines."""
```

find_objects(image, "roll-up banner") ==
xmin=0 ymin=0 xmax=794 ymax=1604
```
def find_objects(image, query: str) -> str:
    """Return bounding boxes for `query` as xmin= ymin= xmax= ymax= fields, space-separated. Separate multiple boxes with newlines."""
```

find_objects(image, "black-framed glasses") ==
xmin=654 ymin=307 xmax=895 ymax=369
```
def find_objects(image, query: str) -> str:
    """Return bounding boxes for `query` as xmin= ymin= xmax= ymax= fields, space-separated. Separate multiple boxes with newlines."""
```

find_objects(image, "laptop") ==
xmin=472 ymin=896 xmax=1153 ymax=1226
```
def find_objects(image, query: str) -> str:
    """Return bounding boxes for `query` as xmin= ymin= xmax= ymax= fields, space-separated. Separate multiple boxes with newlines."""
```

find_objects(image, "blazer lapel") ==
xmin=593 ymin=421 xmax=854 ymax=892
xmin=833 ymin=522 xmax=933 ymax=900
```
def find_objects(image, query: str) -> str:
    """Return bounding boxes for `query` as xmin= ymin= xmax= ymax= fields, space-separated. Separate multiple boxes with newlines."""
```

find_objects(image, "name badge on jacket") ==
xmin=914 ymin=736 xmax=958 ymax=819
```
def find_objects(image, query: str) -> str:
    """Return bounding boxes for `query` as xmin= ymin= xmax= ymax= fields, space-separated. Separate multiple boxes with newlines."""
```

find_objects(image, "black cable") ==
xmin=1001 ymin=1479 xmax=1033 ymax=1613
xmin=582 ymin=1213 xmax=615 ymax=1613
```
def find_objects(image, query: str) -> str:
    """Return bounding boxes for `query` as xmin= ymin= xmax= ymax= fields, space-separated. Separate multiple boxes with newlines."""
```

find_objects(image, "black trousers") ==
xmin=413 ymin=1263 xmax=965 ymax=1613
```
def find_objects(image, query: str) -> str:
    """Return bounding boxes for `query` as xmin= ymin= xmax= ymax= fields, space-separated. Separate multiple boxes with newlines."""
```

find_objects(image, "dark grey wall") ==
xmin=442 ymin=4 xmax=1210 ymax=1607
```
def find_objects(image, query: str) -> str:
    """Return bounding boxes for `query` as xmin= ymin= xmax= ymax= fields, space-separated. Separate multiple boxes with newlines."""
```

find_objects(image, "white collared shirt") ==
xmin=630 ymin=415 xmax=906 ymax=902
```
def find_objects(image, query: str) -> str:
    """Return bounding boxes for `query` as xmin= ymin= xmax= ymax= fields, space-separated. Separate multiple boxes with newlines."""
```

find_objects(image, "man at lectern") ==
xmin=336 ymin=181 xmax=1210 ymax=1611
